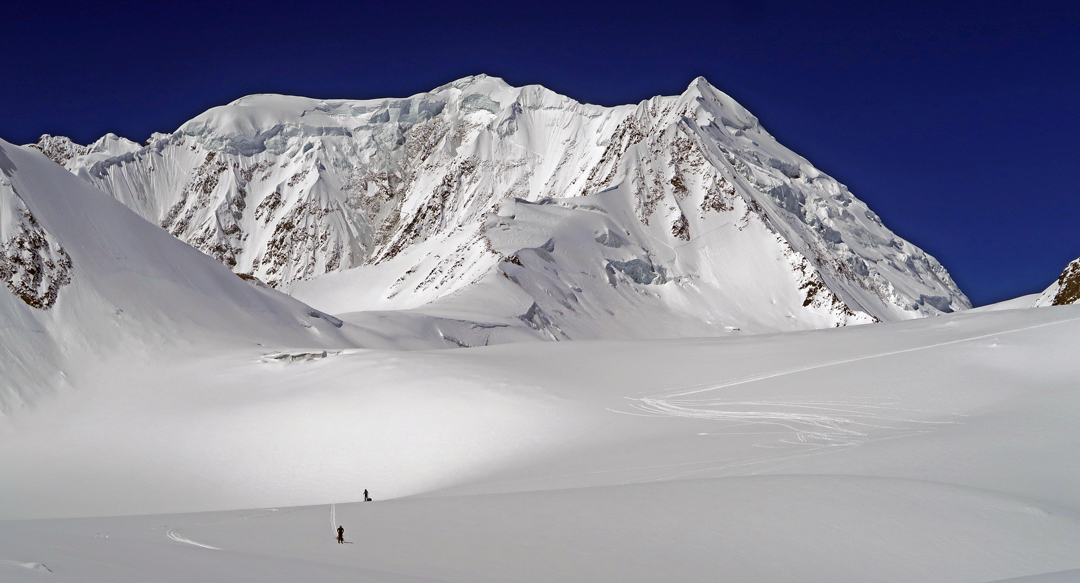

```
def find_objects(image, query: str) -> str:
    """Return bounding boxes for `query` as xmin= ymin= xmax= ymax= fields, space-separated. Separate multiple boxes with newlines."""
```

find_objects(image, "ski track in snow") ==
xmin=329 ymin=503 xmax=336 ymax=533
xmin=627 ymin=397 xmax=957 ymax=447
xmin=0 ymin=559 xmax=51 ymax=572
xmin=652 ymin=316 xmax=1080 ymax=399
xmin=444 ymin=315 xmax=1080 ymax=493
xmin=613 ymin=317 xmax=1080 ymax=465
xmin=166 ymin=529 xmax=221 ymax=550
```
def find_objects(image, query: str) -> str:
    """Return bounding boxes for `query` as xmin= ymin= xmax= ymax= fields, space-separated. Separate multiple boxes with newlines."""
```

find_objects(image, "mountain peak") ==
xmin=37 ymin=77 xmax=970 ymax=343
xmin=434 ymin=74 xmax=512 ymax=95
xmin=687 ymin=75 xmax=714 ymax=91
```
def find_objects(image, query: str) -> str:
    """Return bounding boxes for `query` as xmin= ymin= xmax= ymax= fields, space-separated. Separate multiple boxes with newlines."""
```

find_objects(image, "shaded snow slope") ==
xmin=0 ymin=138 xmax=358 ymax=411
xmin=42 ymin=75 xmax=969 ymax=339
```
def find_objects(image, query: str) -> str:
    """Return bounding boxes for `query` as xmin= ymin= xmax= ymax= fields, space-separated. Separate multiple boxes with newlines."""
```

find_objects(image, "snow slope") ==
xmin=2 ymin=301 xmax=1079 ymax=581
xmin=967 ymin=293 xmax=1042 ymax=312
xmin=0 ymin=138 xmax=359 ymax=410
xmin=39 ymin=75 xmax=970 ymax=340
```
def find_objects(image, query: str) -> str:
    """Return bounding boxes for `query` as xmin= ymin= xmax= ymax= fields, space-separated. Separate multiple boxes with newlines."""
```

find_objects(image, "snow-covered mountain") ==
xmin=0 ymin=138 xmax=357 ymax=411
xmin=11 ymin=78 xmax=1080 ymax=583
xmin=34 ymin=76 xmax=969 ymax=339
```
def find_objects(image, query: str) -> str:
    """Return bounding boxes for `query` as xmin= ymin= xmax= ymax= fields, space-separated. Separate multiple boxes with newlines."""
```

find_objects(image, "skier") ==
xmin=337 ymin=525 xmax=344 ymax=544
xmin=364 ymin=489 xmax=370 ymax=502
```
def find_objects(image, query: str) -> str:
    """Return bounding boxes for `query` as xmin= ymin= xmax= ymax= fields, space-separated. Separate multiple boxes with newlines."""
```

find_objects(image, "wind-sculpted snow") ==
xmin=48 ymin=75 xmax=969 ymax=338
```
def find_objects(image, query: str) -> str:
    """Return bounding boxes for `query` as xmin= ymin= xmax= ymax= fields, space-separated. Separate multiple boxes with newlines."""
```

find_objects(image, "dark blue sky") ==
xmin=5 ymin=0 xmax=1079 ymax=306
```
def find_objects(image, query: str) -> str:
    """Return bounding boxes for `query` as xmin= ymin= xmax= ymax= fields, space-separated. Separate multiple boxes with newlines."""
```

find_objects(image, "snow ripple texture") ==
xmin=37 ymin=75 xmax=970 ymax=337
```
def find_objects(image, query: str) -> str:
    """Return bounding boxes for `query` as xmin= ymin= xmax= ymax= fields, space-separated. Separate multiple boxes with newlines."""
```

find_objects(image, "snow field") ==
xmin=3 ymin=476 xmax=1080 ymax=583
xmin=3 ymin=303 xmax=1080 ymax=581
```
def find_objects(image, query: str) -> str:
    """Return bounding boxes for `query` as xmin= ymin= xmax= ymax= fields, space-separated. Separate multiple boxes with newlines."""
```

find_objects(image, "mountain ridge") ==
xmin=29 ymin=75 xmax=970 ymax=340
xmin=0 ymin=138 xmax=359 ymax=410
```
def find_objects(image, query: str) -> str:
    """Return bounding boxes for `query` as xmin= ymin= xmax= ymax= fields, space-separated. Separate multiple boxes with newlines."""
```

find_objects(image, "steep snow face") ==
xmin=49 ymin=75 xmax=969 ymax=337
xmin=1035 ymin=257 xmax=1080 ymax=307
xmin=0 ymin=139 xmax=356 ymax=411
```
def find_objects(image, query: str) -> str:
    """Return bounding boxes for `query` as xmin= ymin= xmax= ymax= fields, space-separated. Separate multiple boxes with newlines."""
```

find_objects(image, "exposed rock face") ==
xmin=39 ymin=75 xmax=970 ymax=337
xmin=29 ymin=133 xmax=140 ymax=169
xmin=0 ymin=171 xmax=73 ymax=310
xmin=1036 ymin=257 xmax=1080 ymax=306
xmin=27 ymin=135 xmax=87 ymax=167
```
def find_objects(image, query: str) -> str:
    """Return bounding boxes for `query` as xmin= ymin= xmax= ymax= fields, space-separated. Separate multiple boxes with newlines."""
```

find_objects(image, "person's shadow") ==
xmin=0 ymin=147 xmax=18 ymax=178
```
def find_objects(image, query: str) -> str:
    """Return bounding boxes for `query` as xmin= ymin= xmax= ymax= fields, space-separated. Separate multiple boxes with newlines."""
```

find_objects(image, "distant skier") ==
xmin=337 ymin=525 xmax=344 ymax=544
xmin=364 ymin=489 xmax=371 ymax=502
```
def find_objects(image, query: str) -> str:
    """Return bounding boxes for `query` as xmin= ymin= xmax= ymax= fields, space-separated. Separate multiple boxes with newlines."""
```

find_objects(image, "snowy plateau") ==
xmin=1 ymin=77 xmax=1079 ymax=583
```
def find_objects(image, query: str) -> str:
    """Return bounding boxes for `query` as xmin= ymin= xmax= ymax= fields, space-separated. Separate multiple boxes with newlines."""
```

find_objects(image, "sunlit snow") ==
xmin=2 ymin=81 xmax=1079 ymax=582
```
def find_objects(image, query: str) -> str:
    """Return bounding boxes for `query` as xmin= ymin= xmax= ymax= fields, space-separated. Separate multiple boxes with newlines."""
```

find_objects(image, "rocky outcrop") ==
xmin=0 ymin=175 xmax=73 ymax=310
xmin=1036 ymin=257 xmax=1080 ymax=306
xmin=28 ymin=135 xmax=87 ymax=167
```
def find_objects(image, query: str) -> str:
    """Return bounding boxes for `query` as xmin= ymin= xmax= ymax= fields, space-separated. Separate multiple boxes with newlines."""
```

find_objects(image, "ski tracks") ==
xmin=166 ymin=529 xmax=221 ymax=550
xmin=613 ymin=317 xmax=1080 ymax=453
xmin=626 ymin=396 xmax=960 ymax=447
xmin=649 ymin=316 xmax=1080 ymax=400
xmin=0 ymin=559 xmax=52 ymax=572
